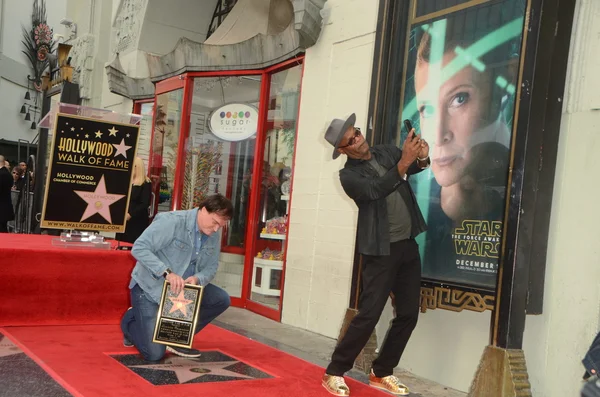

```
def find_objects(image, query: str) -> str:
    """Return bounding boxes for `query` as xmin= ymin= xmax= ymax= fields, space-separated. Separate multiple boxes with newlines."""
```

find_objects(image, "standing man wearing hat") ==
xmin=321 ymin=114 xmax=429 ymax=396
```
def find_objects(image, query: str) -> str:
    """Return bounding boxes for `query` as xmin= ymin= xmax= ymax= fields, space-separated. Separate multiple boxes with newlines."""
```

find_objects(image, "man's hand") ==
xmin=401 ymin=130 xmax=422 ymax=162
xmin=417 ymin=139 xmax=430 ymax=168
xmin=398 ymin=129 xmax=422 ymax=174
xmin=184 ymin=276 xmax=199 ymax=285
xmin=166 ymin=272 xmax=185 ymax=295
xmin=418 ymin=139 xmax=429 ymax=159
xmin=126 ymin=213 xmax=131 ymax=221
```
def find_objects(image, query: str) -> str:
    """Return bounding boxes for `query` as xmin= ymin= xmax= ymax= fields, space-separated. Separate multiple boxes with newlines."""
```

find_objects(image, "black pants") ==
xmin=0 ymin=221 xmax=8 ymax=233
xmin=326 ymin=239 xmax=421 ymax=377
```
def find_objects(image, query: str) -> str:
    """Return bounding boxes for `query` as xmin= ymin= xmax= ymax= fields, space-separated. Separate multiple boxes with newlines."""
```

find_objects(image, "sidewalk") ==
xmin=215 ymin=307 xmax=466 ymax=397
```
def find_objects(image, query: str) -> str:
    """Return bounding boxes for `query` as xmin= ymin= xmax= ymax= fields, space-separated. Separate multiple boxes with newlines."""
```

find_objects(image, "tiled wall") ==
xmin=281 ymin=0 xmax=379 ymax=339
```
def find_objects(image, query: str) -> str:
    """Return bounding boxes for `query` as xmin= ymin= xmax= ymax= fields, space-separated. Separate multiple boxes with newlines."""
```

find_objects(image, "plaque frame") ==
xmin=152 ymin=282 xmax=204 ymax=349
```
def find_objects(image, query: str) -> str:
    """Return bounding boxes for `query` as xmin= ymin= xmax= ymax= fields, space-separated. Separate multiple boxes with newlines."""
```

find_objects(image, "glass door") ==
xmin=247 ymin=63 xmax=303 ymax=314
xmin=133 ymin=101 xmax=154 ymax=177
xmin=149 ymin=85 xmax=185 ymax=217
xmin=182 ymin=74 xmax=262 ymax=301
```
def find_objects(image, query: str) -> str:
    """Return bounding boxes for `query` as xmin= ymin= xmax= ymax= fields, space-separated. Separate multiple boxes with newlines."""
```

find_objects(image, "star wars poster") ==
xmin=41 ymin=113 xmax=140 ymax=232
xmin=398 ymin=0 xmax=527 ymax=289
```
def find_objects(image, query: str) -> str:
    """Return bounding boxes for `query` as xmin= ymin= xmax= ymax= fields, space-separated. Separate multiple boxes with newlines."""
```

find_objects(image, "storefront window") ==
xmin=249 ymin=64 xmax=302 ymax=311
xmin=145 ymin=57 xmax=304 ymax=317
xmin=185 ymin=75 xmax=262 ymax=298
xmin=150 ymin=89 xmax=184 ymax=215
xmin=135 ymin=102 xmax=153 ymax=176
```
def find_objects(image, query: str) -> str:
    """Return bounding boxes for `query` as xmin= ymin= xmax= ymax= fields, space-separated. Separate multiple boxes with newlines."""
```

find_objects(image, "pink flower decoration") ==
xmin=33 ymin=23 xmax=53 ymax=45
xmin=37 ymin=46 xmax=48 ymax=61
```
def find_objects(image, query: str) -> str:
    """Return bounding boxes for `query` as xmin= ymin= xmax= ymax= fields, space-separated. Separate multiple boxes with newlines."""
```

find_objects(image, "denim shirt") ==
xmin=190 ymin=222 xmax=208 ymax=268
xmin=129 ymin=208 xmax=221 ymax=303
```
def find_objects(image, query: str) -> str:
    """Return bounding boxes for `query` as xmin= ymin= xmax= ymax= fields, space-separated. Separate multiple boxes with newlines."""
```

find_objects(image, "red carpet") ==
xmin=0 ymin=234 xmax=135 ymax=326
xmin=2 ymin=324 xmax=388 ymax=397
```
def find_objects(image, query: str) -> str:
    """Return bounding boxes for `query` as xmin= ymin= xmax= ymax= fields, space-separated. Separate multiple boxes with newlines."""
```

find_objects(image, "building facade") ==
xmin=1 ymin=0 xmax=600 ymax=395
xmin=0 ymin=0 xmax=67 ymax=161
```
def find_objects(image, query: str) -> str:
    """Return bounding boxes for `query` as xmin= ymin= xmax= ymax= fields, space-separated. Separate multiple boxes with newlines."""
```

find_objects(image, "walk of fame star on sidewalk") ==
xmin=111 ymin=351 xmax=273 ymax=385
xmin=131 ymin=358 xmax=255 ymax=383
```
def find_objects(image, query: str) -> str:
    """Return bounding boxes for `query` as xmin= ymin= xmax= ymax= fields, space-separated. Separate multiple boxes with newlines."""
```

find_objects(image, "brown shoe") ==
xmin=369 ymin=370 xmax=409 ymax=395
xmin=322 ymin=373 xmax=350 ymax=396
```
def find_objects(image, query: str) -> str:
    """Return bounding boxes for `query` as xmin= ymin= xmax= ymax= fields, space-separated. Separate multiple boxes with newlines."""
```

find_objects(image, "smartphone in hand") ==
xmin=403 ymin=119 xmax=416 ymax=140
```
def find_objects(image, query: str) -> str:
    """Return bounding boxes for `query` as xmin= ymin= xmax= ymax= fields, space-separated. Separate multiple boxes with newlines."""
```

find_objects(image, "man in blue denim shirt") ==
xmin=121 ymin=194 xmax=233 ymax=361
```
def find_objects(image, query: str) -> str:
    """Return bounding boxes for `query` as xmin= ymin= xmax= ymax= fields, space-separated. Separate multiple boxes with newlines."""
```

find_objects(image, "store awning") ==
xmin=106 ymin=0 xmax=327 ymax=100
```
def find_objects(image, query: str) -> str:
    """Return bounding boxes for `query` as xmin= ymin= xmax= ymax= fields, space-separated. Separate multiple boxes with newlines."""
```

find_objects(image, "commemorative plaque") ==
xmin=152 ymin=282 xmax=203 ymax=348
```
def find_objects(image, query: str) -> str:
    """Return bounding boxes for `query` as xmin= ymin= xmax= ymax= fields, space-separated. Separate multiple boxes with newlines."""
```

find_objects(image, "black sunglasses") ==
xmin=339 ymin=127 xmax=362 ymax=149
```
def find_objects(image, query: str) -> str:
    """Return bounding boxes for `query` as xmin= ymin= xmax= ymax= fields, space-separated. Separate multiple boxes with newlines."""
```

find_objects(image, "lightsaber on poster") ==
xmin=397 ymin=0 xmax=527 ymax=289
xmin=40 ymin=113 xmax=140 ymax=232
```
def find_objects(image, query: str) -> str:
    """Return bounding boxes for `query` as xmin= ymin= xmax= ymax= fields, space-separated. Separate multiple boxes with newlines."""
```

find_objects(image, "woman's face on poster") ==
xmin=415 ymin=51 xmax=495 ymax=187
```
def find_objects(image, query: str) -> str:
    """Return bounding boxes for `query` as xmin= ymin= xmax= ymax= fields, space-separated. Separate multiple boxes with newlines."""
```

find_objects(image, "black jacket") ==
xmin=0 ymin=167 xmax=14 ymax=223
xmin=116 ymin=181 xmax=151 ymax=244
xmin=339 ymin=144 xmax=427 ymax=256
xmin=583 ymin=330 xmax=600 ymax=380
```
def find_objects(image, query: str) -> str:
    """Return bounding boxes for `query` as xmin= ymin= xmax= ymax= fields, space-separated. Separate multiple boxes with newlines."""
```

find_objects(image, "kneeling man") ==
xmin=121 ymin=194 xmax=233 ymax=360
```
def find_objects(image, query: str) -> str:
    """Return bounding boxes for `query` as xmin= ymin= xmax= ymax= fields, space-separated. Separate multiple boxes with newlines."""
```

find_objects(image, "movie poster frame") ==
xmin=358 ymin=0 xmax=573 ymax=314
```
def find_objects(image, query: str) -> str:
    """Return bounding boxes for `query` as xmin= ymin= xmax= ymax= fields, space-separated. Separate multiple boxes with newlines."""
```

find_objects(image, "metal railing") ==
xmin=206 ymin=0 xmax=238 ymax=39
xmin=8 ymin=189 xmax=34 ymax=234
xmin=8 ymin=154 xmax=36 ymax=234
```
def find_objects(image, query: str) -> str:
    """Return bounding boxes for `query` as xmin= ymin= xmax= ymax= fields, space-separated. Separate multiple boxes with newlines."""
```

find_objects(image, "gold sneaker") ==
xmin=322 ymin=373 xmax=350 ymax=396
xmin=369 ymin=370 xmax=409 ymax=395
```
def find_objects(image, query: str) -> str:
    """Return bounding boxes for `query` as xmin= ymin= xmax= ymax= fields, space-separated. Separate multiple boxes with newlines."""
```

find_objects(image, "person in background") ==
xmin=19 ymin=162 xmax=33 ymax=191
xmin=121 ymin=194 xmax=233 ymax=361
xmin=11 ymin=167 xmax=24 ymax=192
xmin=116 ymin=157 xmax=152 ymax=244
xmin=0 ymin=155 xmax=14 ymax=232
xmin=11 ymin=166 xmax=26 ymax=233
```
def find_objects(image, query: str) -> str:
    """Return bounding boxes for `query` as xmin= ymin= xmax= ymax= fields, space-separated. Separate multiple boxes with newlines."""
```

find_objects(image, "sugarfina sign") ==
xmin=208 ymin=103 xmax=258 ymax=142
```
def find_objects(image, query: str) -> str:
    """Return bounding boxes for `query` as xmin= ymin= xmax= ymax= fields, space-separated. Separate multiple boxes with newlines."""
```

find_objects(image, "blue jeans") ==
xmin=121 ymin=283 xmax=230 ymax=361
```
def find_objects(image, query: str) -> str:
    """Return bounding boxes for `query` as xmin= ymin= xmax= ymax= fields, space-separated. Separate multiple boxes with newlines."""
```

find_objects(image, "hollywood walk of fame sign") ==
xmin=40 ymin=112 xmax=140 ymax=232
xmin=153 ymin=281 xmax=204 ymax=349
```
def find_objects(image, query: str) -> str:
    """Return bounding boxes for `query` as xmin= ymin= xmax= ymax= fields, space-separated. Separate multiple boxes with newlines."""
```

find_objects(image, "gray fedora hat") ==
xmin=324 ymin=113 xmax=356 ymax=159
